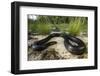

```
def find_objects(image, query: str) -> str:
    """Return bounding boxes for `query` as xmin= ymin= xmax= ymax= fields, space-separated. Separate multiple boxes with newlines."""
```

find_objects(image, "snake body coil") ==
xmin=31 ymin=32 xmax=86 ymax=55
xmin=62 ymin=34 xmax=86 ymax=55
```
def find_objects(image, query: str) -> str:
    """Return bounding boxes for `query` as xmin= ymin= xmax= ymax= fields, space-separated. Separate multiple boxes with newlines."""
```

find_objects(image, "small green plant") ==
xmin=36 ymin=23 xmax=52 ymax=35
xmin=67 ymin=18 xmax=82 ymax=36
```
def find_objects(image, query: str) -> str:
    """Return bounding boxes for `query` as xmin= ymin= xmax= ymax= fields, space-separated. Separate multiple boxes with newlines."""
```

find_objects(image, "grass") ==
xmin=29 ymin=24 xmax=37 ymax=33
xmin=28 ymin=16 xmax=87 ymax=36
xmin=29 ymin=23 xmax=52 ymax=35
xmin=56 ymin=23 xmax=68 ymax=32
xmin=36 ymin=23 xmax=52 ymax=35
xmin=67 ymin=18 xmax=82 ymax=36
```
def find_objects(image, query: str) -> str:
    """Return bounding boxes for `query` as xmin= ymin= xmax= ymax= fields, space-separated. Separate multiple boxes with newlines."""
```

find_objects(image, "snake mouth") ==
xmin=46 ymin=41 xmax=57 ymax=45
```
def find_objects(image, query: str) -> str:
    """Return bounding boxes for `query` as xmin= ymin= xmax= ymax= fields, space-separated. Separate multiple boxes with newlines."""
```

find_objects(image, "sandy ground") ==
xmin=28 ymin=35 xmax=88 ymax=61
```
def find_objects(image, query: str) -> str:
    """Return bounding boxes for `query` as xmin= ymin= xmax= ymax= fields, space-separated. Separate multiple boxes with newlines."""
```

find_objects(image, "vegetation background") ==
xmin=28 ymin=15 xmax=88 ymax=36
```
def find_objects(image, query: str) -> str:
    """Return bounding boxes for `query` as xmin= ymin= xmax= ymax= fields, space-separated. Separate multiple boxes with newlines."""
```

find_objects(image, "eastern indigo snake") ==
xmin=31 ymin=32 xmax=86 ymax=55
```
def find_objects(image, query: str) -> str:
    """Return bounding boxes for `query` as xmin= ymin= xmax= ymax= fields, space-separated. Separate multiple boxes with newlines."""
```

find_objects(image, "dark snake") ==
xmin=31 ymin=32 xmax=86 ymax=55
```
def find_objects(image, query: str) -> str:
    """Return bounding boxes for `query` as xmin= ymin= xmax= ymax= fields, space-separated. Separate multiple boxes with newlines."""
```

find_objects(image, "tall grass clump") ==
xmin=67 ymin=18 xmax=83 ymax=36
xmin=36 ymin=23 xmax=52 ymax=35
